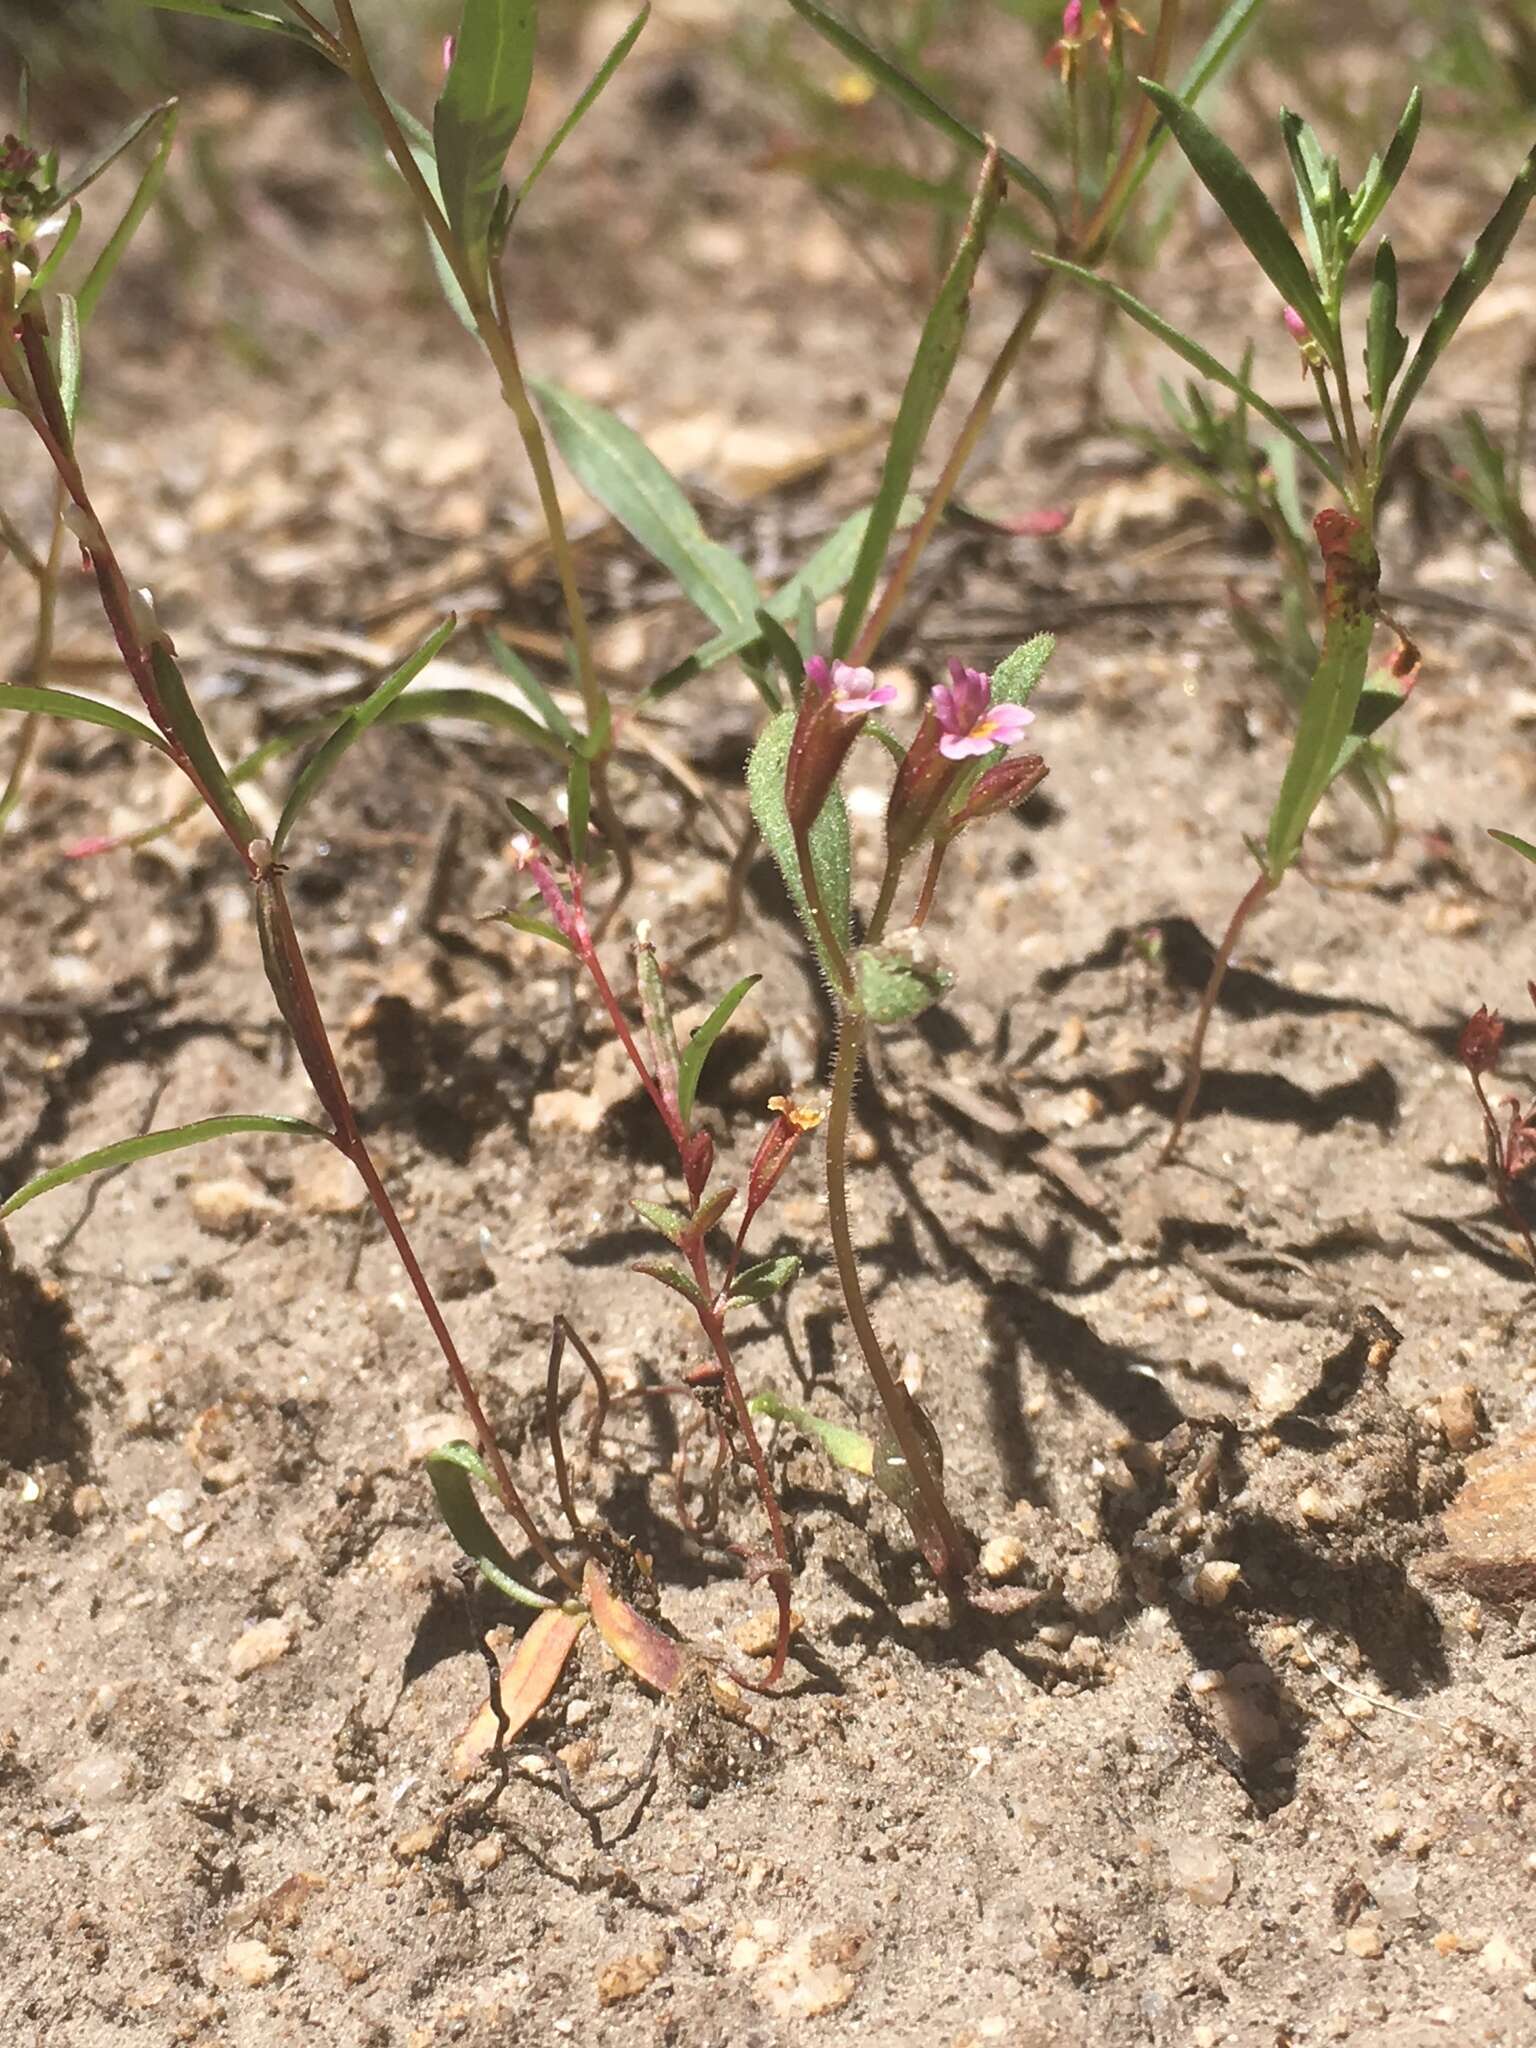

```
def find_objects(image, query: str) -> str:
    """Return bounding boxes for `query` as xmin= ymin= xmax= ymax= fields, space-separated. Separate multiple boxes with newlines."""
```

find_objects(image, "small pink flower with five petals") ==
xmin=804 ymin=655 xmax=897 ymax=718
xmin=931 ymin=660 xmax=1035 ymax=760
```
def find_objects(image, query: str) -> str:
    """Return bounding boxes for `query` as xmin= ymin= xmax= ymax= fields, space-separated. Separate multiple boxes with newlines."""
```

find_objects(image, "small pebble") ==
xmin=189 ymin=1177 xmax=282 ymax=1238
xmin=228 ymin=1617 xmax=295 ymax=1678
xmin=1345 ymin=1925 xmax=1385 ymax=1960
xmin=1166 ymin=1834 xmax=1235 ymax=1906
xmin=225 ymin=1938 xmax=286 ymax=1988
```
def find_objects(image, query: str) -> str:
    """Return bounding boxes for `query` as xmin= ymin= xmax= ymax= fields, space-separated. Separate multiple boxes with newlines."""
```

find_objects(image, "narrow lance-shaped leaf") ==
xmin=532 ymin=380 xmax=759 ymax=633
xmin=389 ymin=97 xmax=477 ymax=337
xmin=27 ymin=203 xmax=82 ymax=300
xmin=1349 ymin=87 xmax=1422 ymax=249
xmin=77 ymin=102 xmax=180 ymax=328
xmin=728 ymin=1253 xmax=801 ymax=1304
xmin=0 ymin=682 xmax=173 ymax=756
xmin=1380 ymin=140 xmax=1536 ymax=458
xmin=785 ymin=0 xmax=1056 ymax=223
xmin=565 ymin=752 xmax=590 ymax=864
xmin=55 ymin=293 xmax=80 ymax=433
xmin=746 ymin=1390 xmax=874 ymax=1475
xmin=517 ymin=3 xmax=648 ymax=209
xmin=1038 ymin=256 xmax=1344 ymax=491
xmin=452 ymin=1607 xmax=588 ymax=1782
xmin=273 ymin=616 xmax=455 ymax=855
xmin=643 ymin=495 xmax=920 ymax=704
xmin=483 ymin=630 xmax=581 ymax=745
xmin=1264 ymin=510 xmax=1379 ymax=880
xmin=434 ymin=0 xmax=538 ymax=273
xmin=1140 ymin=80 xmax=1334 ymax=361
xmin=833 ymin=144 xmax=1004 ymax=656
xmin=1365 ymin=238 xmax=1406 ymax=419
xmin=1489 ymin=829 xmax=1536 ymax=867
xmin=633 ymin=1259 xmax=706 ymax=1308
xmin=1279 ymin=111 xmax=1330 ymax=284
xmin=1094 ymin=0 xmax=1265 ymax=253
xmin=148 ymin=0 xmax=328 ymax=47
xmin=148 ymin=642 xmax=256 ymax=845
xmin=677 ymin=975 xmax=760 ymax=1126
xmin=426 ymin=1441 xmax=557 ymax=1609
xmin=56 ymin=101 xmax=174 ymax=203
xmin=0 ymin=1114 xmax=330 ymax=1220
xmin=746 ymin=708 xmax=852 ymax=986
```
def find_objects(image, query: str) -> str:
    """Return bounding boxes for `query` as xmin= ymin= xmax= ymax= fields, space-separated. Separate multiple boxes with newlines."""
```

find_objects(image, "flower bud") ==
xmin=939 ymin=751 xmax=1048 ymax=841
xmin=885 ymin=707 xmax=959 ymax=861
xmin=1459 ymin=1006 xmax=1504 ymax=1078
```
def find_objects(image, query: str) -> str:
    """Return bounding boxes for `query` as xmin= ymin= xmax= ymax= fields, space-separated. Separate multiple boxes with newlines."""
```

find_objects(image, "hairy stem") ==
xmin=825 ymin=1009 xmax=972 ymax=1584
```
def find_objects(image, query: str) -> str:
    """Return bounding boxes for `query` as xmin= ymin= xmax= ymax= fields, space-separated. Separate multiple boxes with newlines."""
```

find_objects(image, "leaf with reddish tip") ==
xmin=452 ymin=1607 xmax=588 ymax=1781
xmin=583 ymin=1560 xmax=687 ymax=1694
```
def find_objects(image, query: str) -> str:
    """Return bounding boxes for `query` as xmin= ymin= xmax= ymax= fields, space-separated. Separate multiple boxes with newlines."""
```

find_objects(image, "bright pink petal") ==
xmin=939 ymin=731 xmax=997 ymax=761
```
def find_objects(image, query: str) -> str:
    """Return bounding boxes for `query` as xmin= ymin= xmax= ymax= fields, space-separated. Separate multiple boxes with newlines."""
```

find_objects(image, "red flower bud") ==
xmin=1459 ymin=1006 xmax=1504 ymax=1078
xmin=939 ymin=752 xmax=1048 ymax=841
xmin=885 ymin=708 xmax=960 ymax=860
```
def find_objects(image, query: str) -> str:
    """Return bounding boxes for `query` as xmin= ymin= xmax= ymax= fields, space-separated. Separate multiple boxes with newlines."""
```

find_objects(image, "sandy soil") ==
xmin=4 ymin=9 xmax=1536 ymax=2046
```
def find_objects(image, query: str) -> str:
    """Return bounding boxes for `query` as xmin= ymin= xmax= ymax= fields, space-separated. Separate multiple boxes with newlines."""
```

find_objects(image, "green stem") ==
xmin=824 ymin=1007 xmax=972 ymax=1584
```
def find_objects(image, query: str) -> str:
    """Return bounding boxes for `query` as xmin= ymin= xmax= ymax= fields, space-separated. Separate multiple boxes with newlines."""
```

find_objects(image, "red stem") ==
xmin=1160 ymin=868 xmax=1277 ymax=1163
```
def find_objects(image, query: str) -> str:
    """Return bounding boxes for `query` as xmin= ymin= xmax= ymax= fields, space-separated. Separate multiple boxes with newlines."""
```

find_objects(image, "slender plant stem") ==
xmin=0 ymin=477 xmax=66 ymax=831
xmin=1469 ymin=1072 xmax=1536 ymax=1278
xmin=824 ymin=1008 xmax=972 ymax=1583
xmin=330 ymin=0 xmax=631 ymax=904
xmin=1159 ymin=865 xmax=1277 ymax=1162
xmin=847 ymin=0 xmax=1184 ymax=669
xmin=911 ymin=843 xmax=946 ymax=929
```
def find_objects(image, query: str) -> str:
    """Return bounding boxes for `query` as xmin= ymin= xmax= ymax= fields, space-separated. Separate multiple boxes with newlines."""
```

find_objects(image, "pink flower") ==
xmin=804 ymin=655 xmax=896 ymax=718
xmin=931 ymin=660 xmax=1035 ymax=761
xmin=1062 ymin=0 xmax=1084 ymax=31
xmin=1281 ymin=304 xmax=1309 ymax=343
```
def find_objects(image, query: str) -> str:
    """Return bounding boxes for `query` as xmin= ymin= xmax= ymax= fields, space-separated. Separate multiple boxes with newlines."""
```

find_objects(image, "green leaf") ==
xmin=148 ymin=641 xmax=256 ymax=846
xmin=746 ymin=1389 xmax=873 ymax=1475
xmin=532 ymin=380 xmax=759 ymax=633
xmin=1489 ymin=829 xmax=1536 ymax=867
xmin=272 ymin=617 xmax=454 ymax=855
xmin=148 ymin=0 xmax=324 ymax=46
xmin=833 ymin=146 xmax=1003 ymax=656
xmin=57 ymin=101 xmax=172 ymax=204
xmin=677 ymin=974 xmax=760 ymax=1126
xmin=56 ymin=293 xmax=81 ymax=433
xmin=728 ymin=1254 xmax=800 ymax=1305
xmin=387 ymin=99 xmax=477 ymax=336
xmin=76 ymin=101 xmax=180 ymax=328
xmin=425 ymin=1441 xmax=556 ymax=1610
xmin=1365 ymin=238 xmax=1407 ymax=418
xmin=434 ymin=0 xmax=538 ymax=272
xmin=517 ymin=4 xmax=648 ymax=210
xmin=1380 ymin=140 xmax=1536 ymax=458
xmin=632 ymin=1198 xmax=689 ymax=1244
xmin=1279 ymin=110 xmax=1331 ymax=283
xmin=1264 ymin=520 xmax=1378 ymax=879
xmin=27 ymin=202 xmax=83 ymax=300
xmin=0 ymin=1113 xmax=329 ymax=1220
xmin=854 ymin=939 xmax=954 ymax=1025
xmin=487 ymin=906 xmax=575 ymax=953
xmin=784 ymin=0 xmax=1055 ymax=223
xmin=990 ymin=633 xmax=1054 ymax=709
xmin=483 ymin=630 xmax=581 ymax=745
xmin=377 ymin=683 xmax=567 ymax=758
xmin=0 ymin=681 xmax=173 ymax=756
xmin=504 ymin=794 xmax=558 ymax=843
xmin=632 ymin=1258 xmax=705 ymax=1308
xmin=745 ymin=708 xmax=852 ymax=986
xmin=643 ymin=496 xmax=920 ymax=704
xmin=1140 ymin=80 xmax=1334 ymax=359
xmin=1097 ymin=0 xmax=1265 ymax=253
xmin=1038 ymin=256 xmax=1343 ymax=491
xmin=565 ymin=752 xmax=590 ymax=864
xmin=1349 ymin=87 xmax=1422 ymax=248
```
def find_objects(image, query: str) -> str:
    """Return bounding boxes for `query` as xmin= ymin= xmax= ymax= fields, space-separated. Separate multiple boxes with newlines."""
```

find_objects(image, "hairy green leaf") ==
xmin=632 ymin=1198 xmax=689 ymax=1244
xmin=855 ymin=940 xmax=954 ymax=1025
xmin=745 ymin=708 xmax=852 ymax=986
xmin=728 ymin=1254 xmax=801 ymax=1305
xmin=1 ymin=1113 xmax=329 ymax=1220
xmin=632 ymin=1258 xmax=706 ymax=1308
